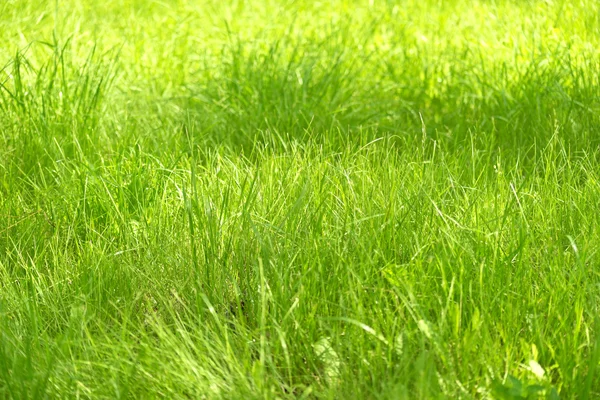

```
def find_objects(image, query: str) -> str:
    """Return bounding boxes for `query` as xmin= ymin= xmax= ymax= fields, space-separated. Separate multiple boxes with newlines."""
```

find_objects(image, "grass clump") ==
xmin=1 ymin=0 xmax=600 ymax=398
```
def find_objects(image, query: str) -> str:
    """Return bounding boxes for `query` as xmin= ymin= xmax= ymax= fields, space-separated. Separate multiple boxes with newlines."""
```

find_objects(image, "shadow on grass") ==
xmin=2 ymin=28 xmax=599 ymax=171
xmin=180 ymin=30 xmax=600 ymax=156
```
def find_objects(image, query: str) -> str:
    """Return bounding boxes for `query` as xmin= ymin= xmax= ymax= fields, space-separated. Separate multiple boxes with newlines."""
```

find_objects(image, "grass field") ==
xmin=1 ymin=0 xmax=600 ymax=398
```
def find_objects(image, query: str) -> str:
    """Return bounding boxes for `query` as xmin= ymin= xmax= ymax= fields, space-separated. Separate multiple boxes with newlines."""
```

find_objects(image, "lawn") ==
xmin=1 ymin=0 xmax=600 ymax=398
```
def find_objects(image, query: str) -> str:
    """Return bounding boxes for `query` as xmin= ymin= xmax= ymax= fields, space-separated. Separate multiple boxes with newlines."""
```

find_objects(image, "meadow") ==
xmin=1 ymin=0 xmax=600 ymax=398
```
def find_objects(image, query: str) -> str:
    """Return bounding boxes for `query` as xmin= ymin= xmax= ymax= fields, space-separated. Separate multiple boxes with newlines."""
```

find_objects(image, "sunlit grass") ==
xmin=1 ymin=0 xmax=600 ymax=398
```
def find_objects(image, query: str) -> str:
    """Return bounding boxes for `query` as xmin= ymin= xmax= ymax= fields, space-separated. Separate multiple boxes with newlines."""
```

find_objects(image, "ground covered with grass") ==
xmin=1 ymin=0 xmax=600 ymax=398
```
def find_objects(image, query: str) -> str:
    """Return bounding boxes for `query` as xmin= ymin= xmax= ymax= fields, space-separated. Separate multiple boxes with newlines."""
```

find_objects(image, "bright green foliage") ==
xmin=1 ymin=0 xmax=600 ymax=398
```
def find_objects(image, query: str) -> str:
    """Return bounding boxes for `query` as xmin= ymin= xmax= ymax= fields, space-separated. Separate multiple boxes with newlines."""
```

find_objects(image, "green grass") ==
xmin=1 ymin=0 xmax=600 ymax=398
